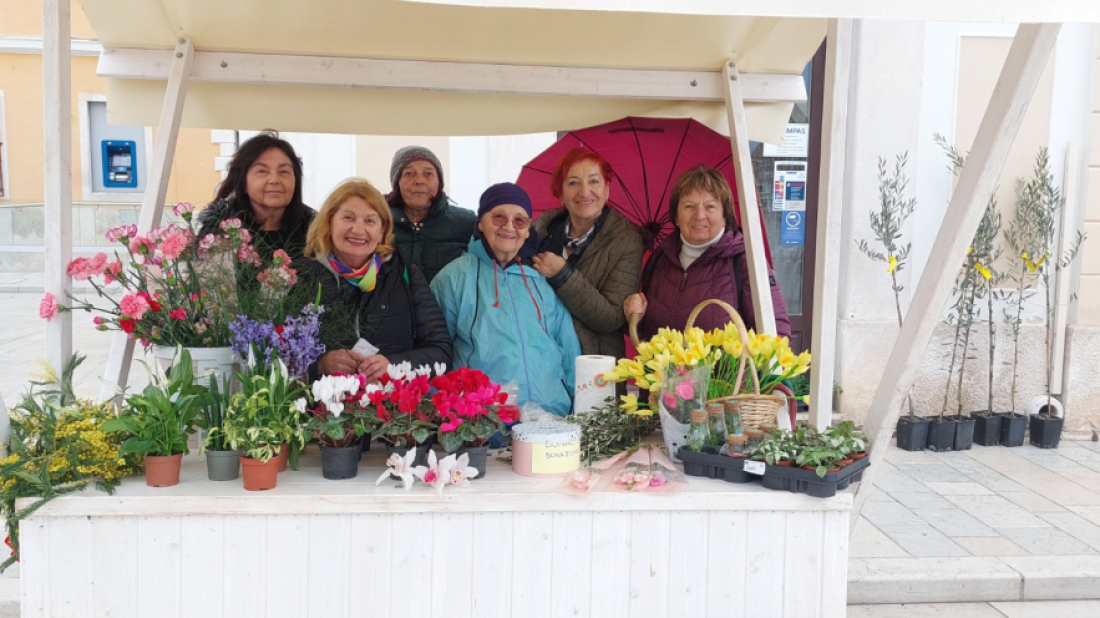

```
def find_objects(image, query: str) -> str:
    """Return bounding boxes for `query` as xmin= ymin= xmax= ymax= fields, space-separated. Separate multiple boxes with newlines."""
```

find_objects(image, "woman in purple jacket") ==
xmin=623 ymin=165 xmax=791 ymax=340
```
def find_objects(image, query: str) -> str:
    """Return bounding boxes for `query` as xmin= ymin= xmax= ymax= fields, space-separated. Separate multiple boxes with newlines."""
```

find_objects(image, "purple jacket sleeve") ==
xmin=736 ymin=257 xmax=792 ymax=338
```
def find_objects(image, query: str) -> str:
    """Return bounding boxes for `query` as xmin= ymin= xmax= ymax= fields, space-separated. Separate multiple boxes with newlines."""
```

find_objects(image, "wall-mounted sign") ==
xmin=781 ymin=211 xmax=805 ymax=246
xmin=773 ymin=160 xmax=807 ymax=212
xmin=763 ymin=123 xmax=810 ymax=158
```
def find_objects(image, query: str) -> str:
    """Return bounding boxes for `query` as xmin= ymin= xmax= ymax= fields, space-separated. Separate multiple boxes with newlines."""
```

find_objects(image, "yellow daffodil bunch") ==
xmin=745 ymin=330 xmax=811 ymax=394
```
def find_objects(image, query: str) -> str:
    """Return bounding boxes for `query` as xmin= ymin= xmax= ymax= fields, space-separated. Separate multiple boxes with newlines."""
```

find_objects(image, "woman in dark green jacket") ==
xmin=386 ymin=146 xmax=477 ymax=283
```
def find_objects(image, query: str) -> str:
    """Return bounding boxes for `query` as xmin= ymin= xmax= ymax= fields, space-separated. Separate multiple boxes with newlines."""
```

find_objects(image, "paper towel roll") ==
xmin=574 ymin=355 xmax=617 ymax=415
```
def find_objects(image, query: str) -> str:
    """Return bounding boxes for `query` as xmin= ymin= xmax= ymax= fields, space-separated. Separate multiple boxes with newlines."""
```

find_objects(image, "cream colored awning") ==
xmin=79 ymin=0 xmax=826 ymax=142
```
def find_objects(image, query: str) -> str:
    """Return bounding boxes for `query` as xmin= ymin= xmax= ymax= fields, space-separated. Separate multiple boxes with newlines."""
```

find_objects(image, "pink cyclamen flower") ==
xmin=441 ymin=418 xmax=463 ymax=432
xmin=674 ymin=380 xmax=694 ymax=400
xmin=118 ymin=292 xmax=150 ymax=320
xmin=38 ymin=293 xmax=59 ymax=320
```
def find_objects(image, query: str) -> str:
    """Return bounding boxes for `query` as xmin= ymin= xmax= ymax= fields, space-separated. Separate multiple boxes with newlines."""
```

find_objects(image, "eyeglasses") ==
xmin=490 ymin=213 xmax=531 ymax=230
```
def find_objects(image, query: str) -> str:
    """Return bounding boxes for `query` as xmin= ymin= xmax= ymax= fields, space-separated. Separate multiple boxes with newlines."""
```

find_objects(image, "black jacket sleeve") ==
xmin=385 ymin=264 xmax=453 ymax=369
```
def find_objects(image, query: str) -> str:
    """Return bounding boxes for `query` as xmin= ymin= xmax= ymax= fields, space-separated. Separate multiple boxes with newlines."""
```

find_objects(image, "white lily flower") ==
xmin=448 ymin=453 xmax=480 ymax=487
xmin=376 ymin=450 xmax=419 ymax=490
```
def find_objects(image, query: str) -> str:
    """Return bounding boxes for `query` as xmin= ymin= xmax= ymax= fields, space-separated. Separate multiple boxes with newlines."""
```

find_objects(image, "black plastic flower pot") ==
xmin=896 ymin=416 xmax=930 ymax=452
xmin=1000 ymin=413 xmax=1027 ymax=447
xmin=321 ymin=443 xmax=361 ymax=480
xmin=456 ymin=445 xmax=489 ymax=480
xmin=1029 ymin=413 xmax=1064 ymax=449
xmin=973 ymin=412 xmax=1003 ymax=447
xmin=951 ymin=415 xmax=977 ymax=451
xmin=926 ymin=417 xmax=958 ymax=452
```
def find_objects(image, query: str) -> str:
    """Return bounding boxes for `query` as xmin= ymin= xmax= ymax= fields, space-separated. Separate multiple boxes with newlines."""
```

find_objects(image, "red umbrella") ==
xmin=517 ymin=116 xmax=773 ymax=261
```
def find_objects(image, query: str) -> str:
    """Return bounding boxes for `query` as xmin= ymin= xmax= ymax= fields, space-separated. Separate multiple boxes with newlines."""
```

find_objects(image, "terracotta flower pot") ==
xmin=275 ymin=443 xmax=289 ymax=472
xmin=775 ymin=460 xmax=794 ymax=467
xmin=145 ymin=453 xmax=183 ymax=487
xmin=837 ymin=458 xmax=854 ymax=467
xmin=851 ymin=452 xmax=867 ymax=460
xmin=240 ymin=455 xmax=279 ymax=491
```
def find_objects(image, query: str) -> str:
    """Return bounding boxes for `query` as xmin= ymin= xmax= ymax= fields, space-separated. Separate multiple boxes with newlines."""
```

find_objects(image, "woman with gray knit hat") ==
xmin=386 ymin=146 xmax=477 ymax=282
xmin=431 ymin=183 xmax=581 ymax=417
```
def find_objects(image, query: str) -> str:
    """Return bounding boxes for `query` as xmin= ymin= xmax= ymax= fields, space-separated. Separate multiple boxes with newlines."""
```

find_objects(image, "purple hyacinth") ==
xmin=229 ymin=314 xmax=277 ymax=363
xmin=275 ymin=304 xmax=326 ymax=378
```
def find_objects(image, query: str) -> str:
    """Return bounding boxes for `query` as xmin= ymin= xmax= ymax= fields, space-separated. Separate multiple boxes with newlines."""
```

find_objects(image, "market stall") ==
xmin=18 ymin=449 xmax=850 ymax=618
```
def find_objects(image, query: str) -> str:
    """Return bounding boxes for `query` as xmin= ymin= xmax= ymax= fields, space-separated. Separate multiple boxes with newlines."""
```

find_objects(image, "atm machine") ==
xmin=101 ymin=140 xmax=137 ymax=188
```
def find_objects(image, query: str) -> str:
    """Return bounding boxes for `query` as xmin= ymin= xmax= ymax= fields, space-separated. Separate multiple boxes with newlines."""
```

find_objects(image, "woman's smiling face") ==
xmin=676 ymin=189 xmax=724 ymax=244
xmin=331 ymin=196 xmax=384 ymax=268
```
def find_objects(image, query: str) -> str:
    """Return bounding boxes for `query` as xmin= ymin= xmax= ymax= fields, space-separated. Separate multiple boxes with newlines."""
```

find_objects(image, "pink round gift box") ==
xmin=511 ymin=421 xmax=581 ymax=477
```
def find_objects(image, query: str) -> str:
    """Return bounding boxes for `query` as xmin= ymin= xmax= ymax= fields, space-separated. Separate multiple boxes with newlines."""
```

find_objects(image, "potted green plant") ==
xmin=101 ymin=348 xmax=206 ymax=487
xmin=197 ymin=372 xmax=239 ymax=481
xmin=236 ymin=357 xmax=309 ymax=471
xmin=301 ymin=374 xmax=377 ymax=480
xmin=856 ymin=153 xmax=925 ymax=450
xmin=751 ymin=431 xmax=792 ymax=466
xmin=221 ymin=397 xmax=280 ymax=491
xmin=431 ymin=367 xmax=517 ymax=479
xmin=795 ymin=444 xmax=843 ymax=478
xmin=365 ymin=363 xmax=438 ymax=467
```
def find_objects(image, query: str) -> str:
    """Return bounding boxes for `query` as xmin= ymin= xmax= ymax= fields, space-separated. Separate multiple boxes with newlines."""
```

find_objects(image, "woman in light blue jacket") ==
xmin=431 ymin=183 xmax=581 ymax=417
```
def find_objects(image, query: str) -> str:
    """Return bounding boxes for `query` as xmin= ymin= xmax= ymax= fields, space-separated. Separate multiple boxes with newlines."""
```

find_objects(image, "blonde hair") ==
xmin=305 ymin=178 xmax=396 ymax=260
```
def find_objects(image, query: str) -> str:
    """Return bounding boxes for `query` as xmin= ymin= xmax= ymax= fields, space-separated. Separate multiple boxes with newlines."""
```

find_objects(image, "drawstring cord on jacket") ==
xmin=491 ymin=258 xmax=546 ymax=332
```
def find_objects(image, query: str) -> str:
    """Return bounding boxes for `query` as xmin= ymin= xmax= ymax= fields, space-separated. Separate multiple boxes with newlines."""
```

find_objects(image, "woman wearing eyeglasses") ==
xmin=431 ymin=183 xmax=581 ymax=417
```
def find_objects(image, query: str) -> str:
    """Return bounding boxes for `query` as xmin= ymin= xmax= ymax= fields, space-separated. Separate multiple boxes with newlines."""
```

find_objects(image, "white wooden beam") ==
xmin=43 ymin=0 xmax=72 ymax=374
xmin=1051 ymin=144 xmax=1080 ymax=394
xmin=97 ymin=48 xmax=808 ymax=104
xmin=850 ymin=23 xmax=1062 ymax=531
xmin=809 ymin=19 xmax=852 ymax=431
xmin=100 ymin=37 xmax=193 ymax=403
xmin=723 ymin=59 xmax=777 ymax=336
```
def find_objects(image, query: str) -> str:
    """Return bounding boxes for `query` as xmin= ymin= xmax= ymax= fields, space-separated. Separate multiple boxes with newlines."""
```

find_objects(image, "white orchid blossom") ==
xmin=448 ymin=453 xmax=480 ymax=487
xmin=376 ymin=449 xmax=419 ymax=490
xmin=413 ymin=450 xmax=453 ymax=496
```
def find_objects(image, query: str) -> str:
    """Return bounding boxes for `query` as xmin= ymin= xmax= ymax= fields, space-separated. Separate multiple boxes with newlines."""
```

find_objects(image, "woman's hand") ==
xmin=532 ymin=252 xmax=567 ymax=278
xmin=318 ymin=349 xmax=367 ymax=376
xmin=357 ymin=354 xmax=392 ymax=382
xmin=623 ymin=293 xmax=647 ymax=320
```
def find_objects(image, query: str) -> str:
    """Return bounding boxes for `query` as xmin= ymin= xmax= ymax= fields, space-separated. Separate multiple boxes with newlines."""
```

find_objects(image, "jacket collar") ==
xmin=659 ymin=227 xmax=741 ymax=268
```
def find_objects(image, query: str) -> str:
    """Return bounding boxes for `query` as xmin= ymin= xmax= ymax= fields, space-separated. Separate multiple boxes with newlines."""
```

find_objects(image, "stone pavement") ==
xmin=5 ymin=286 xmax=1100 ymax=610
xmin=848 ymin=600 xmax=1100 ymax=617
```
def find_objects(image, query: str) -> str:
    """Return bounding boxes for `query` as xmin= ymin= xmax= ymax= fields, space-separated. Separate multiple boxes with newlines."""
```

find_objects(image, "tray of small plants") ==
xmin=678 ymin=420 xmax=870 ymax=498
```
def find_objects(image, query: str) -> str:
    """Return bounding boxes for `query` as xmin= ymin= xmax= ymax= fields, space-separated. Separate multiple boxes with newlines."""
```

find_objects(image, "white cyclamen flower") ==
xmin=293 ymin=398 xmax=308 ymax=415
xmin=434 ymin=362 xmax=447 ymax=377
xmin=376 ymin=450 xmax=419 ymax=490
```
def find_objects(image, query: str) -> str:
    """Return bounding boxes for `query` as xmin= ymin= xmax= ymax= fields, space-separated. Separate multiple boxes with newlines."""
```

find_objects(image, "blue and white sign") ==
xmin=773 ymin=160 xmax=808 ymax=211
xmin=781 ymin=211 xmax=805 ymax=246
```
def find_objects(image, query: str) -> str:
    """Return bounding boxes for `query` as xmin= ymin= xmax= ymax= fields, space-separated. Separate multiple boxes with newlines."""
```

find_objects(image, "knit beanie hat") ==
xmin=477 ymin=182 xmax=533 ymax=218
xmin=389 ymin=146 xmax=444 ymax=195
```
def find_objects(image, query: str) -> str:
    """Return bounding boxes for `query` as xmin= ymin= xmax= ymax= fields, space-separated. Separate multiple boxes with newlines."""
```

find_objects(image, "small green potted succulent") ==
xmin=795 ymin=445 xmax=844 ymax=478
xmin=101 ymin=348 xmax=206 ymax=487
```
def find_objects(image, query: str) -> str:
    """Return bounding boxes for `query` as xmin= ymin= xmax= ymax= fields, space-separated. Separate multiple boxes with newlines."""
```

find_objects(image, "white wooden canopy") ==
xmin=44 ymin=0 xmax=1085 ymax=538
xmin=81 ymin=0 xmax=825 ymax=144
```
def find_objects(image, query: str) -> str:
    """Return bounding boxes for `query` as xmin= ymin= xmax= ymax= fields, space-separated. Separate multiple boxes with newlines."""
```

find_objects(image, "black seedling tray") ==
xmin=677 ymin=448 xmax=757 ymax=484
xmin=760 ymin=457 xmax=870 ymax=498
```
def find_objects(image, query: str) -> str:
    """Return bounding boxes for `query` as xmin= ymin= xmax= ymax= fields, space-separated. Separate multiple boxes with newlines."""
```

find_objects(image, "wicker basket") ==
xmin=628 ymin=299 xmax=786 ymax=432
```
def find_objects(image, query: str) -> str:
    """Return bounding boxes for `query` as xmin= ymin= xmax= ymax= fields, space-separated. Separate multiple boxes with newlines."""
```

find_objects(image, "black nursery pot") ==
xmin=951 ymin=415 xmax=976 ymax=451
xmin=320 ymin=443 xmax=361 ymax=480
xmin=926 ymin=417 xmax=958 ymax=452
xmin=1000 ymin=413 xmax=1027 ymax=447
xmin=1029 ymin=412 xmax=1064 ymax=449
xmin=896 ymin=416 xmax=930 ymax=452
xmin=973 ymin=412 xmax=1003 ymax=447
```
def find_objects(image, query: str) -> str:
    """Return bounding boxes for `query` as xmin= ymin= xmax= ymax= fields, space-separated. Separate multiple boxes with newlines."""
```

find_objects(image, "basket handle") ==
xmin=684 ymin=299 xmax=761 ymax=396
xmin=628 ymin=312 xmax=643 ymax=349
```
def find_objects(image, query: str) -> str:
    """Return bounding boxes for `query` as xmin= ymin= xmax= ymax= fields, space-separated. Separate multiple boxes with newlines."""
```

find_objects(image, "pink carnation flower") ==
xmin=119 ymin=292 xmax=150 ymax=320
xmin=103 ymin=260 xmax=123 ymax=284
xmin=172 ymin=202 xmax=193 ymax=217
xmin=105 ymin=224 xmax=137 ymax=244
xmin=218 ymin=218 xmax=242 ymax=231
xmin=66 ymin=252 xmax=107 ymax=281
xmin=129 ymin=236 xmax=155 ymax=255
xmin=38 ymin=293 xmax=59 ymax=320
xmin=158 ymin=231 xmax=189 ymax=261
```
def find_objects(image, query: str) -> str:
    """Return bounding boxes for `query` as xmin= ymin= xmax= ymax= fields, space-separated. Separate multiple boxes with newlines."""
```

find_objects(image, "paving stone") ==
xmin=1037 ymin=511 xmax=1100 ymax=552
xmin=990 ymin=599 xmax=1100 ymax=617
xmin=953 ymin=536 xmax=1030 ymax=557
xmin=1012 ymin=474 xmax=1100 ymax=507
xmin=847 ymin=603 xmax=1007 ymax=617
xmin=999 ymin=490 xmax=1067 ymax=513
xmin=924 ymin=482 xmax=995 ymax=496
xmin=1054 ymin=445 xmax=1100 ymax=463
xmin=863 ymin=500 xmax=926 ymax=529
xmin=1068 ymin=505 xmax=1100 ymax=526
xmin=866 ymin=485 xmax=896 ymax=502
xmin=884 ymin=448 xmax=941 ymax=465
xmin=1012 ymin=450 xmax=1083 ymax=471
xmin=847 ymin=557 xmax=1020 ymax=604
xmin=851 ymin=517 xmax=910 ymax=559
xmin=893 ymin=462 xmax=973 ymax=483
xmin=877 ymin=524 xmax=971 ymax=557
xmin=871 ymin=469 xmax=930 ymax=494
xmin=912 ymin=508 xmax=1000 ymax=538
xmin=937 ymin=457 xmax=1028 ymax=492
xmin=995 ymin=527 xmax=1096 ymax=556
xmin=999 ymin=555 xmax=1100 ymax=600
xmin=945 ymin=495 xmax=1053 ymax=528
xmin=889 ymin=491 xmax=956 ymax=510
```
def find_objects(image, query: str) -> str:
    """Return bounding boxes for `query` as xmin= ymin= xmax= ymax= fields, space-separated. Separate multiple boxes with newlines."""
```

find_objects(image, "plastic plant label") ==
xmin=744 ymin=460 xmax=766 ymax=475
xmin=531 ymin=440 xmax=580 ymax=474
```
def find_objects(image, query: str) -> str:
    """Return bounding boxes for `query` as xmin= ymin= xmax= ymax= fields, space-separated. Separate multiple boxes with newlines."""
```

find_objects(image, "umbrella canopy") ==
xmin=517 ymin=116 xmax=774 ymax=261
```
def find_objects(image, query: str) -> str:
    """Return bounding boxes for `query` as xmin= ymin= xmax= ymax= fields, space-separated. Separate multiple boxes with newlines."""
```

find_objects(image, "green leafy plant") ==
xmin=751 ymin=431 xmax=793 ymax=465
xmin=198 ymin=372 xmax=233 ymax=452
xmin=566 ymin=397 xmax=657 ymax=462
xmin=225 ymin=358 xmax=308 ymax=464
xmin=101 ymin=348 xmax=206 ymax=456
xmin=795 ymin=444 xmax=844 ymax=478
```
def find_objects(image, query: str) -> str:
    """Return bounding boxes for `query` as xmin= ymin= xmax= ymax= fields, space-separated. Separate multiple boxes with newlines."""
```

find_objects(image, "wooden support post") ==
xmin=99 ymin=37 xmax=193 ymax=402
xmin=850 ymin=23 xmax=1061 ymax=532
xmin=1051 ymin=144 xmax=1079 ymax=395
xmin=43 ymin=0 xmax=72 ymax=374
xmin=723 ymin=60 xmax=777 ymax=336
xmin=809 ymin=19 xmax=853 ymax=431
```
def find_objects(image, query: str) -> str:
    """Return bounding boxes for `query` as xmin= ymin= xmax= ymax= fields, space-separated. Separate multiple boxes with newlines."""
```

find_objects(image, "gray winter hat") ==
xmin=389 ymin=146 xmax=444 ymax=195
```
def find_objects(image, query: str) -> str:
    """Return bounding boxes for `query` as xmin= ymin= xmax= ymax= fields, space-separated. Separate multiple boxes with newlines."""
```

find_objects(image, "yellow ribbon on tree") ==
xmin=887 ymin=255 xmax=898 ymax=273
xmin=1025 ymin=253 xmax=1048 ymax=273
xmin=974 ymin=263 xmax=991 ymax=280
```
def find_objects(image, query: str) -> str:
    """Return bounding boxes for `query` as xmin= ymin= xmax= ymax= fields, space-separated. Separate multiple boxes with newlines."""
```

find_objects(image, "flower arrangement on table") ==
xmin=430 ymin=367 xmax=518 ymax=454
xmin=364 ymin=362 xmax=442 ymax=449
xmin=221 ymin=357 xmax=309 ymax=466
xmin=39 ymin=203 xmax=301 ymax=348
xmin=300 ymin=374 xmax=378 ymax=448
xmin=0 ymin=355 xmax=142 ymax=571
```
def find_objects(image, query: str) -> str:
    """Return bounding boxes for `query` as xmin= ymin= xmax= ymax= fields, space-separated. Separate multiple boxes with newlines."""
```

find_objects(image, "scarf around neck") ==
xmin=328 ymin=253 xmax=383 ymax=292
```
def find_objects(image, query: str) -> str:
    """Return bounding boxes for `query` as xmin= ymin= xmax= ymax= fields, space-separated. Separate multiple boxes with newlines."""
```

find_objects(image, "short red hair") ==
xmin=549 ymin=148 xmax=615 ymax=200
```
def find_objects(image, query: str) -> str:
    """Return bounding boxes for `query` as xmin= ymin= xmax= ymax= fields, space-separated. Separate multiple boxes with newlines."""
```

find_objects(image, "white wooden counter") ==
xmin=18 ymin=447 xmax=850 ymax=618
